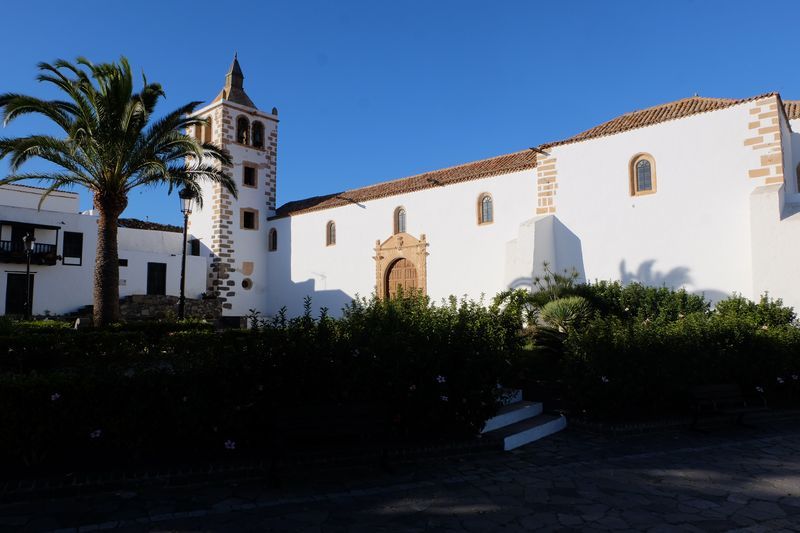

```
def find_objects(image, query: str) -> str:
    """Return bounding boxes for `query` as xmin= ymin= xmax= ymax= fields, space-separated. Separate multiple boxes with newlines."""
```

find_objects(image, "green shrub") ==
xmin=540 ymin=296 xmax=592 ymax=332
xmin=562 ymin=312 xmax=800 ymax=419
xmin=575 ymin=280 xmax=709 ymax=322
xmin=0 ymin=295 xmax=518 ymax=475
xmin=714 ymin=294 xmax=796 ymax=327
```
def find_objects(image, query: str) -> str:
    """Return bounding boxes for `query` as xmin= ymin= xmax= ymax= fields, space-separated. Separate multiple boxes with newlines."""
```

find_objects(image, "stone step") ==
xmin=481 ymin=401 xmax=543 ymax=434
xmin=484 ymin=413 xmax=567 ymax=451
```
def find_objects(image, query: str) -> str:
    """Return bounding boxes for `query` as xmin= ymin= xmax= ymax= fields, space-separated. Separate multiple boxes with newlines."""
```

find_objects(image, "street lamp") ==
xmin=178 ymin=188 xmax=196 ymax=320
xmin=22 ymin=232 xmax=35 ymax=320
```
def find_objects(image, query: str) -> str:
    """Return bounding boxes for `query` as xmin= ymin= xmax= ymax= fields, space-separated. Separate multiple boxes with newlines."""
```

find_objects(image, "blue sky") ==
xmin=1 ymin=0 xmax=799 ymax=225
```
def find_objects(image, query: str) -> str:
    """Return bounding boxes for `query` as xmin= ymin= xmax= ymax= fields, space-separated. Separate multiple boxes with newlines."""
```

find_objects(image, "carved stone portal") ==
xmin=373 ymin=233 xmax=429 ymax=299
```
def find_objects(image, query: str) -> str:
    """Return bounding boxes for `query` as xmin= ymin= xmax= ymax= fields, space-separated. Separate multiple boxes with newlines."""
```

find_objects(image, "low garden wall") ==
xmin=118 ymin=294 xmax=222 ymax=320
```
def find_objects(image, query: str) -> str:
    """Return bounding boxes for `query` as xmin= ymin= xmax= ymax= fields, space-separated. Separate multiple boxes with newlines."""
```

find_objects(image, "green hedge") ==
xmin=574 ymin=281 xmax=710 ymax=322
xmin=560 ymin=299 xmax=800 ymax=420
xmin=0 ymin=295 xmax=519 ymax=475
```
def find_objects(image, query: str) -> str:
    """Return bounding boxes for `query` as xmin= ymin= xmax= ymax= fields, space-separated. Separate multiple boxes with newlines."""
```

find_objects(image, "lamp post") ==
xmin=178 ymin=188 xmax=195 ymax=320
xmin=22 ymin=232 xmax=35 ymax=320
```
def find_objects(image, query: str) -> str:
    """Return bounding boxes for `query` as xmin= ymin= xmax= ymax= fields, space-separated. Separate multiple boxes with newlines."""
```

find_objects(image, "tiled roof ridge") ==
xmin=274 ymin=92 xmax=788 ymax=218
xmin=272 ymin=149 xmax=537 ymax=218
xmin=340 ymin=147 xmax=534 ymax=190
xmin=541 ymin=92 xmax=781 ymax=149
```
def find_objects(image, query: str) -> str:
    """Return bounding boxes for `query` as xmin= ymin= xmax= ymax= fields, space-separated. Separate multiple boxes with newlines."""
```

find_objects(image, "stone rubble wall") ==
xmin=118 ymin=295 xmax=222 ymax=320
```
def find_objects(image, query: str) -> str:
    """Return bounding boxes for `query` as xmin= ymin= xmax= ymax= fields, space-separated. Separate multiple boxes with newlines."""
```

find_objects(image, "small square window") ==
xmin=241 ymin=209 xmax=258 ymax=230
xmin=118 ymin=258 xmax=129 ymax=267
xmin=243 ymin=166 xmax=257 ymax=187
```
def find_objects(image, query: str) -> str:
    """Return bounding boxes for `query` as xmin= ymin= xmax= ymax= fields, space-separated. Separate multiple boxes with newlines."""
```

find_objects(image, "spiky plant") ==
xmin=0 ymin=57 xmax=237 ymax=325
xmin=540 ymin=296 xmax=592 ymax=333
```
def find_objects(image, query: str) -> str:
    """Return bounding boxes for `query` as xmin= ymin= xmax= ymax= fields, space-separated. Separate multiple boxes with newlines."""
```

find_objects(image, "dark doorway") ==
xmin=146 ymin=262 xmax=167 ymax=296
xmin=10 ymin=225 xmax=31 ymax=253
xmin=5 ymin=273 xmax=33 ymax=315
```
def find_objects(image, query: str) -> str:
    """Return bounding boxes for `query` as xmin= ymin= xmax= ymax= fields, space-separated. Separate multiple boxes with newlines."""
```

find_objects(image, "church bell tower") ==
xmin=187 ymin=55 xmax=279 ymax=317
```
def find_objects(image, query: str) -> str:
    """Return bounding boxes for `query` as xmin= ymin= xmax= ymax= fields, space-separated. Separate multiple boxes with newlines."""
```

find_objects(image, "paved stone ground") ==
xmin=2 ymin=419 xmax=799 ymax=532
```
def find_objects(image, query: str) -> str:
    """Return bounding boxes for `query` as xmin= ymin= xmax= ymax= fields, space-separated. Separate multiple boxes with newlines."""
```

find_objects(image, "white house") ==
xmin=0 ymin=184 xmax=207 ymax=316
xmin=3 ymin=57 xmax=800 ymax=319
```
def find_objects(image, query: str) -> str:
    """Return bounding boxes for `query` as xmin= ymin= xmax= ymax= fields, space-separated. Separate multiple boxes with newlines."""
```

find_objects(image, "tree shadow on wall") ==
xmin=619 ymin=259 xmax=691 ymax=287
xmin=619 ymin=259 xmax=729 ymax=305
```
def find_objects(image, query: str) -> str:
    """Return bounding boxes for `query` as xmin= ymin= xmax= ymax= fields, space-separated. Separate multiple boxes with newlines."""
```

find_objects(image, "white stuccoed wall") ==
xmin=549 ymin=102 xmax=765 ymax=303
xmin=265 ymin=99 xmax=800 ymax=317
xmin=0 ymin=184 xmax=79 ymax=213
xmin=749 ymin=184 xmax=800 ymax=310
xmin=117 ymin=228 xmax=208 ymax=300
xmin=222 ymin=137 xmax=274 ymax=316
xmin=265 ymin=169 xmax=539 ymax=316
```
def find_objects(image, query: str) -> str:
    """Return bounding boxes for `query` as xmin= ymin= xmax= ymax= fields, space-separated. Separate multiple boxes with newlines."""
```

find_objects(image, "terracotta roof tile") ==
xmin=273 ymin=149 xmax=537 ymax=218
xmin=274 ymin=92 xmax=788 ymax=218
xmin=546 ymin=93 xmax=780 ymax=148
xmin=784 ymin=100 xmax=800 ymax=119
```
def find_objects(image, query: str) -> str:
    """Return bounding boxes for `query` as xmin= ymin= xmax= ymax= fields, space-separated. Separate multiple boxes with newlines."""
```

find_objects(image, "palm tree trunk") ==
xmin=93 ymin=196 xmax=126 ymax=326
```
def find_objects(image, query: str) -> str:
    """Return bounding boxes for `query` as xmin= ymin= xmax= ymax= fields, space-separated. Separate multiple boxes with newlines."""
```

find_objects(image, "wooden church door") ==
xmin=385 ymin=258 xmax=418 ymax=298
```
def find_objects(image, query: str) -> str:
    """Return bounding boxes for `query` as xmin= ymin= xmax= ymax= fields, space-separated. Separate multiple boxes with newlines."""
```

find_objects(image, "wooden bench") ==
xmin=691 ymin=384 xmax=767 ymax=428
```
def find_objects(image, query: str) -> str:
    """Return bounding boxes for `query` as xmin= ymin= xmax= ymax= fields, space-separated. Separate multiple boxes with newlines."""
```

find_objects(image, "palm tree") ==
xmin=0 ymin=57 xmax=236 ymax=326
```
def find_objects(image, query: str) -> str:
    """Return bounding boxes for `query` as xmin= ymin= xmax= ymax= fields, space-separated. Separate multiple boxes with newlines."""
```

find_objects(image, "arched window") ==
xmin=252 ymin=121 xmax=264 ymax=148
xmin=394 ymin=207 xmax=406 ymax=234
xmin=629 ymin=153 xmax=657 ymax=196
xmin=326 ymin=221 xmax=336 ymax=246
xmin=268 ymin=228 xmax=278 ymax=251
xmin=236 ymin=116 xmax=250 ymax=145
xmin=478 ymin=194 xmax=493 ymax=225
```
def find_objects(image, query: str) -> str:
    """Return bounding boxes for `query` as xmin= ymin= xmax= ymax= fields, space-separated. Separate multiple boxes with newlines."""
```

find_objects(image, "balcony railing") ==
xmin=0 ymin=240 xmax=58 ymax=265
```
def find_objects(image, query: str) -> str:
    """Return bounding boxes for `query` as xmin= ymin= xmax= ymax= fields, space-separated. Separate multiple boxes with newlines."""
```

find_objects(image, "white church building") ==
xmin=2 ymin=57 xmax=800 ymax=319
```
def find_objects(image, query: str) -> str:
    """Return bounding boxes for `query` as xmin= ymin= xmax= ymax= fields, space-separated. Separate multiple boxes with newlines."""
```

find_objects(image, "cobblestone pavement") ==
xmin=2 ymin=420 xmax=799 ymax=532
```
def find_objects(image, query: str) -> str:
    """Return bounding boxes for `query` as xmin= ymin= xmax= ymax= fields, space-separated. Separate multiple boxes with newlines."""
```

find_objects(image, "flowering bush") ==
xmin=0 ymin=294 xmax=518 ymax=475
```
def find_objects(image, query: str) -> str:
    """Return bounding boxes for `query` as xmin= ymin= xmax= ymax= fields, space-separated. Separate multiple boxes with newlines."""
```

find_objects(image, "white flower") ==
xmin=440 ymin=395 xmax=449 ymax=402
xmin=50 ymin=393 xmax=61 ymax=401
xmin=777 ymin=377 xmax=785 ymax=384
xmin=756 ymin=386 xmax=764 ymax=393
xmin=601 ymin=376 xmax=609 ymax=384
xmin=89 ymin=429 xmax=102 ymax=439
xmin=793 ymin=375 xmax=799 ymax=381
xmin=624 ymin=307 xmax=630 ymax=312
xmin=409 ymin=384 xmax=416 ymax=391
xmin=436 ymin=375 xmax=447 ymax=384
xmin=761 ymin=325 xmax=769 ymax=330
xmin=224 ymin=440 xmax=236 ymax=450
